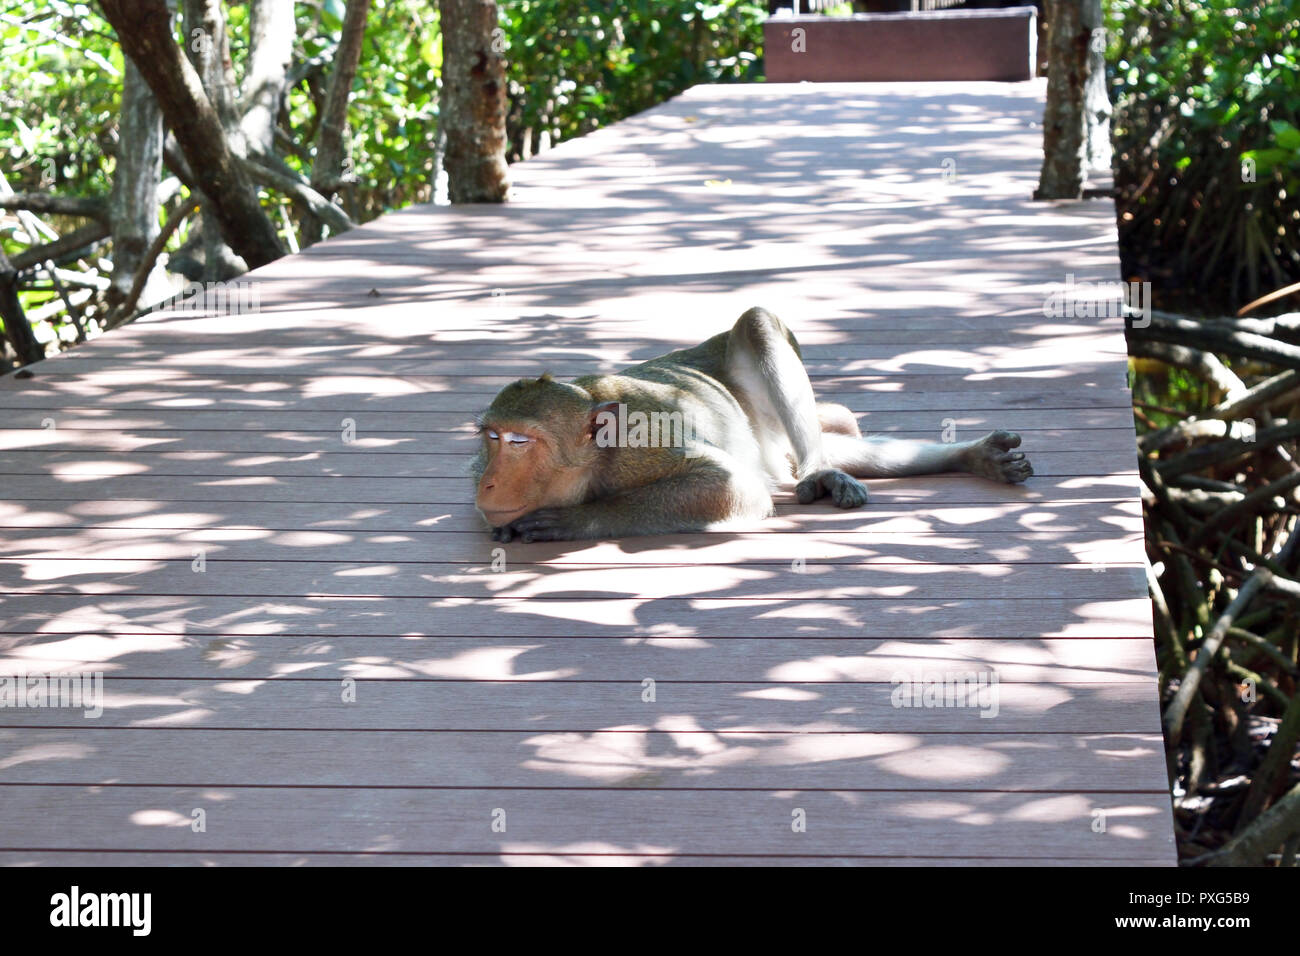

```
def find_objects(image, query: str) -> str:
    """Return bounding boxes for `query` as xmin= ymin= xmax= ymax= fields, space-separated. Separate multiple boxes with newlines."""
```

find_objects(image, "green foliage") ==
xmin=1128 ymin=355 xmax=1222 ymax=431
xmin=500 ymin=0 xmax=765 ymax=159
xmin=348 ymin=1 xmax=441 ymax=215
xmin=0 ymin=2 xmax=120 ymax=201
xmin=0 ymin=2 xmax=122 ymax=345
xmin=277 ymin=0 xmax=443 ymax=218
xmin=1109 ymin=0 xmax=1300 ymax=313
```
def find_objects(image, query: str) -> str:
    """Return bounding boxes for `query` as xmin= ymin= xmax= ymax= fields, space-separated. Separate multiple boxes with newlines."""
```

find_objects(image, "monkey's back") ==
xmin=574 ymin=354 xmax=764 ymax=474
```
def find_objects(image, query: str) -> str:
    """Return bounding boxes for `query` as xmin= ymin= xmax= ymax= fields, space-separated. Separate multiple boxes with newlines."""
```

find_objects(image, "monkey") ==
xmin=472 ymin=307 xmax=1032 ymax=542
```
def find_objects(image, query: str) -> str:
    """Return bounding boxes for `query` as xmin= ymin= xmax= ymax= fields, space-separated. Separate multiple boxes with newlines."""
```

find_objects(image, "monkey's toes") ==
xmin=797 ymin=470 xmax=869 ymax=508
xmin=984 ymin=429 xmax=1022 ymax=451
xmin=795 ymin=475 xmax=822 ymax=504
xmin=965 ymin=433 xmax=1032 ymax=484
xmin=997 ymin=451 xmax=1033 ymax=484
xmin=829 ymin=474 xmax=869 ymax=508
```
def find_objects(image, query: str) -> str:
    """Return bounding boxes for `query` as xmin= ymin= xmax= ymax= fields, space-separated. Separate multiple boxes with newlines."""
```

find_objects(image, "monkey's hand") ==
xmin=492 ymin=507 xmax=585 ymax=543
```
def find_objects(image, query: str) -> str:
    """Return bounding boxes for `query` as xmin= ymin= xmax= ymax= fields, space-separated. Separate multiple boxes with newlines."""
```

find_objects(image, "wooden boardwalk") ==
xmin=0 ymin=81 xmax=1176 ymax=865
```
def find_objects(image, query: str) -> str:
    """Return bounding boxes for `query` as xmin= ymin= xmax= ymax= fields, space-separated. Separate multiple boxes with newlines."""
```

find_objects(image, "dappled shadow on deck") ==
xmin=0 ymin=82 xmax=1170 ymax=864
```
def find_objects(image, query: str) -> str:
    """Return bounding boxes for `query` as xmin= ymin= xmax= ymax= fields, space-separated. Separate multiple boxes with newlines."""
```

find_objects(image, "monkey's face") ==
xmin=474 ymin=377 xmax=599 ymax=528
xmin=474 ymin=421 xmax=596 ymax=527
xmin=474 ymin=422 xmax=554 ymax=527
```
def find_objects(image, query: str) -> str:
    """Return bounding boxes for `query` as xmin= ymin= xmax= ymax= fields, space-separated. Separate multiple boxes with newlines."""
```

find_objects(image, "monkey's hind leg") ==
xmin=817 ymin=402 xmax=862 ymax=437
xmin=823 ymin=430 xmax=1033 ymax=484
xmin=725 ymin=308 xmax=870 ymax=509
xmin=794 ymin=402 xmax=872 ymax=507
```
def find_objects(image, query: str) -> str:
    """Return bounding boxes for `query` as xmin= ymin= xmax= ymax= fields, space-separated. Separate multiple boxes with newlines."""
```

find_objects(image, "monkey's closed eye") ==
xmin=483 ymin=429 xmax=531 ymax=445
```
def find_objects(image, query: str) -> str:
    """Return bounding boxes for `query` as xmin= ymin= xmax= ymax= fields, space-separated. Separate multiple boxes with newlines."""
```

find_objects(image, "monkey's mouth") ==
xmin=478 ymin=506 xmax=529 ymax=527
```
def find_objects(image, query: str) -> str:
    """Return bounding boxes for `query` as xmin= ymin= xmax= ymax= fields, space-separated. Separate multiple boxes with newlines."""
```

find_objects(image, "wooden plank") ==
xmin=0 ymin=594 xmax=1153 ymax=638
xmin=0 ymin=427 xmax=1141 ymax=457
xmin=0 ymin=332 xmax=1129 ymax=365
xmin=0 ymin=473 xmax=1139 ymax=506
xmin=23 ymin=329 xmax=1129 ymax=360
xmin=0 ymin=728 xmax=1170 ymax=791
xmin=0 ymin=678 xmax=1162 ymax=732
xmin=0 ymin=636 xmax=1159 ymax=682
xmin=0 ymin=497 xmax=1143 ymax=533
xmin=0 ymin=527 xmax=1146 ymax=566
xmin=1 ymin=364 xmax=1133 ymax=395
xmin=10 ymin=332 xmax=1128 ymax=366
xmin=0 ymin=787 xmax=1177 ymax=861
xmin=0 ymin=377 xmax=1138 ymax=411
xmin=57 ymin=299 xmax=1134 ymax=330
xmin=0 ymin=449 xmax=1127 ymax=479
xmin=0 ymin=851 xmax=1175 ymax=866
xmin=29 ymin=356 xmax=1130 ymax=382
xmin=0 ymin=560 xmax=1145 ymax=600
xmin=0 ymin=426 xmax=1141 ymax=454
xmin=89 ymin=365 xmax=1121 ymax=388
xmin=0 ymin=393 xmax=1134 ymax=431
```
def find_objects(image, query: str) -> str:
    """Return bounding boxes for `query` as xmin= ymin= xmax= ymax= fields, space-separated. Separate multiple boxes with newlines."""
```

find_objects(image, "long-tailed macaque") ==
xmin=472 ymin=307 xmax=1032 ymax=542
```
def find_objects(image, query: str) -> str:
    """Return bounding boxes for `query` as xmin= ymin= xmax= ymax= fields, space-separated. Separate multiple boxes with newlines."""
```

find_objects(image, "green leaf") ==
xmin=1269 ymin=119 xmax=1300 ymax=151
xmin=322 ymin=0 xmax=345 ymax=32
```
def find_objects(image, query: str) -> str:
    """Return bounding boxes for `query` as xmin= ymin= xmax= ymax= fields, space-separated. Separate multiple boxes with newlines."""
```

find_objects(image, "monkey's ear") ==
xmin=587 ymin=402 xmax=621 ymax=443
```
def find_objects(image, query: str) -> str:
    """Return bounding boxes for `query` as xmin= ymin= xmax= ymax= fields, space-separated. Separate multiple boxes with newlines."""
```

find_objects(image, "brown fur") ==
xmin=471 ymin=307 xmax=1032 ymax=542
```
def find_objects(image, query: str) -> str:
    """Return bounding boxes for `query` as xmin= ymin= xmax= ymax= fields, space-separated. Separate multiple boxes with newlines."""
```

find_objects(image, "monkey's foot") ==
xmin=965 ymin=430 xmax=1033 ymax=484
xmin=492 ymin=508 xmax=580 ymax=543
xmin=796 ymin=469 xmax=870 ymax=508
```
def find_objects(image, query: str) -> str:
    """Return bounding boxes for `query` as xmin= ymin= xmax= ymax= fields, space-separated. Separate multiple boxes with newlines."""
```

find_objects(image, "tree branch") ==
xmin=1198 ymin=781 xmax=1300 ymax=866
xmin=1129 ymin=311 xmax=1300 ymax=372
xmin=1128 ymin=338 xmax=1246 ymax=399
xmin=0 ymin=248 xmax=44 ymax=366
xmin=1187 ymin=471 xmax=1300 ymax=547
xmin=1164 ymin=569 xmax=1273 ymax=745
xmin=104 ymin=198 xmax=202 ymax=330
xmin=8 ymin=222 xmax=111 ymax=274
xmin=98 ymin=0 xmax=283 ymax=269
xmin=0 ymin=194 xmax=108 ymax=221
xmin=239 ymin=0 xmax=296 ymax=157
xmin=302 ymin=0 xmax=371 ymax=243
xmin=240 ymin=157 xmax=353 ymax=235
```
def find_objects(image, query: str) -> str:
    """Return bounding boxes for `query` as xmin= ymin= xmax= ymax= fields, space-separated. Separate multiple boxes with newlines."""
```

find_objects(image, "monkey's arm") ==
xmin=492 ymin=466 xmax=770 ymax=543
